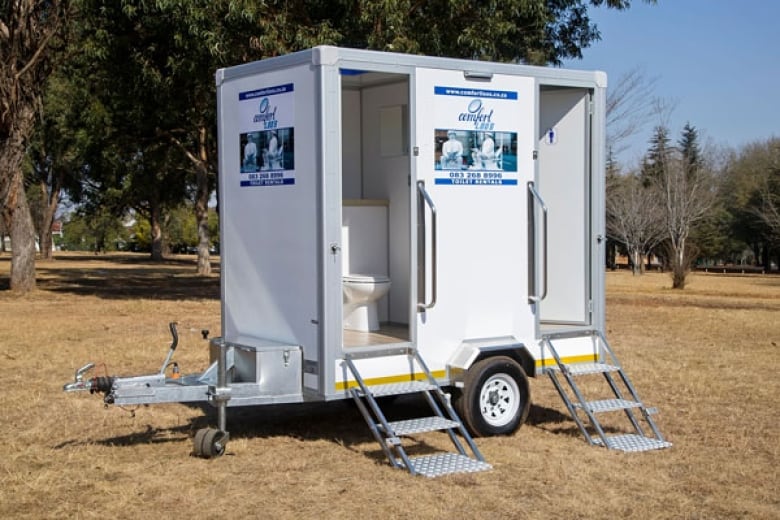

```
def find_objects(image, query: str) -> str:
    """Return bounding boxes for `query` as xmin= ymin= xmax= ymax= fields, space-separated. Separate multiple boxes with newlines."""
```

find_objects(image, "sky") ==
xmin=562 ymin=0 xmax=780 ymax=166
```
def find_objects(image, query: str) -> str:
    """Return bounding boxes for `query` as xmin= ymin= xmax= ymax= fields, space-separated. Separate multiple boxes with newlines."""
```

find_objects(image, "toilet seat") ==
xmin=343 ymin=274 xmax=390 ymax=283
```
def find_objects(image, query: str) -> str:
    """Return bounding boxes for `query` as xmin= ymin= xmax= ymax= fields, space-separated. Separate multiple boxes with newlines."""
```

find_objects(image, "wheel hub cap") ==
xmin=479 ymin=373 xmax=521 ymax=428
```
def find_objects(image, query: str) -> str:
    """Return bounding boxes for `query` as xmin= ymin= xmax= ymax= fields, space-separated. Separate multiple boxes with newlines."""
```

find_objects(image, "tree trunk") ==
xmin=671 ymin=240 xmax=687 ymax=289
xmin=630 ymin=248 xmax=642 ymax=276
xmin=10 ymin=184 xmax=37 ymax=291
xmin=37 ymin=170 xmax=62 ymax=260
xmin=38 ymin=217 xmax=53 ymax=259
xmin=671 ymin=267 xmax=686 ymax=289
xmin=0 ymin=105 xmax=37 ymax=292
xmin=195 ymin=125 xmax=211 ymax=275
xmin=150 ymin=202 xmax=164 ymax=261
xmin=761 ymin=241 xmax=771 ymax=271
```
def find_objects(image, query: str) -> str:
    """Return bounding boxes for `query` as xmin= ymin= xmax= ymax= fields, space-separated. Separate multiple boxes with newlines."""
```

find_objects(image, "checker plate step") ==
xmin=381 ymin=416 xmax=460 ymax=436
xmin=406 ymin=453 xmax=492 ymax=478
xmin=574 ymin=398 xmax=641 ymax=413
xmin=593 ymin=434 xmax=672 ymax=452
xmin=552 ymin=362 xmax=620 ymax=375
xmin=358 ymin=381 xmax=435 ymax=397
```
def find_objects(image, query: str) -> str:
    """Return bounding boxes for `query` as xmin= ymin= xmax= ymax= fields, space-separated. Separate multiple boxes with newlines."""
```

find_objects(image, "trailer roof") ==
xmin=216 ymin=46 xmax=606 ymax=89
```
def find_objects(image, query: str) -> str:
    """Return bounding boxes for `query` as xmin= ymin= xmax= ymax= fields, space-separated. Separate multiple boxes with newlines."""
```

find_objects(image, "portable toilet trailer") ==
xmin=64 ymin=46 xmax=670 ymax=477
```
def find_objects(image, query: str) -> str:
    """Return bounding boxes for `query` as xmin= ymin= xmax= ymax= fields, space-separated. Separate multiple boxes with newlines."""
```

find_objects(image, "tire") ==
xmin=193 ymin=428 xmax=227 ymax=458
xmin=455 ymin=356 xmax=530 ymax=437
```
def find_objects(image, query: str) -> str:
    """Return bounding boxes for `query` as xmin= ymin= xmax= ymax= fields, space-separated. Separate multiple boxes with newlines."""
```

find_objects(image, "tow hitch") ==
xmin=62 ymin=322 xmax=229 ymax=457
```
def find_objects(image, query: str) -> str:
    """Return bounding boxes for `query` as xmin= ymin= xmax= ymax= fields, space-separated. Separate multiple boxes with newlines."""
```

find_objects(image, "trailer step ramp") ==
xmin=343 ymin=349 xmax=491 ymax=477
xmin=542 ymin=331 xmax=671 ymax=453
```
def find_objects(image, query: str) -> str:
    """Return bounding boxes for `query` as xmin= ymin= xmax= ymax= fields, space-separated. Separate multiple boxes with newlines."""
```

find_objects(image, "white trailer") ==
xmin=65 ymin=46 xmax=669 ymax=477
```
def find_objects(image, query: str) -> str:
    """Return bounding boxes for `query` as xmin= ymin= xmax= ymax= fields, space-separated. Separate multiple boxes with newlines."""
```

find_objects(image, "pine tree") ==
xmin=679 ymin=123 xmax=701 ymax=179
xmin=641 ymin=125 xmax=671 ymax=186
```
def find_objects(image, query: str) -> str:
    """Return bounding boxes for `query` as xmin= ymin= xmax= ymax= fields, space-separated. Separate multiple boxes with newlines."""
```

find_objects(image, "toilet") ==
xmin=343 ymin=274 xmax=391 ymax=332
xmin=342 ymin=201 xmax=391 ymax=332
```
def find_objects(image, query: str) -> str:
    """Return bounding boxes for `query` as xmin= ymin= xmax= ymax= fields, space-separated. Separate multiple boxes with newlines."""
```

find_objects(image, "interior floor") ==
xmin=343 ymin=323 xmax=409 ymax=348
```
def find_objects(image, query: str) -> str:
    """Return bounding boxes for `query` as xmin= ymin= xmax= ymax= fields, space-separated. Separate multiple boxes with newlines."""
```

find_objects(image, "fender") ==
xmin=447 ymin=336 xmax=536 ymax=386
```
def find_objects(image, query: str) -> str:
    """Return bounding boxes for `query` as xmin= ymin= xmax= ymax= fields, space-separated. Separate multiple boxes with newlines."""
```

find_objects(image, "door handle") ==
xmin=528 ymin=181 xmax=548 ymax=303
xmin=417 ymin=180 xmax=438 ymax=311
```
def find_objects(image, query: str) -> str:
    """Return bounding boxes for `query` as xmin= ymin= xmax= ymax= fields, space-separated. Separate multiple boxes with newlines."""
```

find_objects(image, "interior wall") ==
xmin=360 ymin=81 xmax=410 ymax=324
xmin=341 ymin=89 xmax=362 ymax=199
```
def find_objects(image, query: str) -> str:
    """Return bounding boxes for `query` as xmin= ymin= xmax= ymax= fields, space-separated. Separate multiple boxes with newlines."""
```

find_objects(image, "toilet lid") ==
xmin=343 ymin=274 xmax=390 ymax=283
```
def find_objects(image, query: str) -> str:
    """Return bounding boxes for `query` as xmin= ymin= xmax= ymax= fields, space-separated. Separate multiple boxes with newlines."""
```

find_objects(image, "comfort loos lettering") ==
xmin=253 ymin=107 xmax=277 ymax=124
xmin=458 ymin=99 xmax=494 ymax=130
xmin=253 ymin=97 xmax=278 ymax=127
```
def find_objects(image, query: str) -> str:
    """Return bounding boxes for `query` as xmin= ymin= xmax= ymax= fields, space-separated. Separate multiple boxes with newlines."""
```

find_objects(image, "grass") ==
xmin=0 ymin=253 xmax=778 ymax=518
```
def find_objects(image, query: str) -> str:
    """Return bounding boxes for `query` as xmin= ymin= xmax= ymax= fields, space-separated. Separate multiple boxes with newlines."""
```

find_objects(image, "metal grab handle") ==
xmin=159 ymin=322 xmax=179 ymax=374
xmin=417 ymin=180 xmax=438 ymax=311
xmin=528 ymin=182 xmax=548 ymax=303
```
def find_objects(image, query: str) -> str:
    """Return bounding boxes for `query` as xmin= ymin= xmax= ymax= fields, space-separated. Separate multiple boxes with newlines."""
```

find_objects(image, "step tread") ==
xmin=381 ymin=416 xmax=461 ymax=436
xmin=406 ymin=453 xmax=492 ymax=478
xmin=359 ymin=380 xmax=436 ymax=397
xmin=574 ymin=398 xmax=642 ymax=413
xmin=593 ymin=433 xmax=672 ymax=452
xmin=552 ymin=362 xmax=620 ymax=375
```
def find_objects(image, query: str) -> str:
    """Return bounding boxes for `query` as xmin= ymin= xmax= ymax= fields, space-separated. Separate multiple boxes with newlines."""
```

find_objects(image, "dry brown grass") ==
xmin=1 ymin=253 xmax=778 ymax=519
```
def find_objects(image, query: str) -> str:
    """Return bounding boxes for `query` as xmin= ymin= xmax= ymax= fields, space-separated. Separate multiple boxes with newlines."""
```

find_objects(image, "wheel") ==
xmin=455 ymin=356 xmax=530 ymax=437
xmin=192 ymin=428 xmax=227 ymax=458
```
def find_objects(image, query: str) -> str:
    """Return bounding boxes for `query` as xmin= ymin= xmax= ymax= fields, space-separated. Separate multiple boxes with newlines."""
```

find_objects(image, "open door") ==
xmin=413 ymin=68 xmax=537 ymax=362
xmin=537 ymin=87 xmax=592 ymax=326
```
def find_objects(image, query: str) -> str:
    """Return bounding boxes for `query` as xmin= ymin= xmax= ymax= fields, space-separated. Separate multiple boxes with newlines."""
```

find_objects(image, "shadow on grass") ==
xmin=33 ymin=254 xmax=220 ymax=301
xmin=55 ymin=423 xmax=195 ymax=450
xmin=56 ymin=396 xmax=598 ymax=460
xmin=54 ymin=400 xmax=376 ymax=456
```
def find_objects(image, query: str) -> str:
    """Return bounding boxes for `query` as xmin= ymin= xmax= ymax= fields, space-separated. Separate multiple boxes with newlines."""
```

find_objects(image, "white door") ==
xmin=413 ymin=69 xmax=537 ymax=365
xmin=538 ymin=88 xmax=592 ymax=325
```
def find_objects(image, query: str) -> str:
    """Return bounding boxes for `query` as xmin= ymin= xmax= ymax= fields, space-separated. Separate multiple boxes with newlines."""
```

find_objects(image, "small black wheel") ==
xmin=455 ymin=356 xmax=530 ymax=437
xmin=193 ymin=428 xmax=227 ymax=458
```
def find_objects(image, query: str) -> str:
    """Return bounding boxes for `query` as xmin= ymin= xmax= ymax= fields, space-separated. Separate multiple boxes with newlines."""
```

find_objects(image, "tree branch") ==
xmin=15 ymin=22 xmax=59 ymax=81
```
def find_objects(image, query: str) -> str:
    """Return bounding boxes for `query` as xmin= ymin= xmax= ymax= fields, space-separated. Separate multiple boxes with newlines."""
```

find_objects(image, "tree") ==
xmin=649 ymin=124 xmax=717 ymax=288
xmin=606 ymin=171 xmax=664 ymax=275
xmin=66 ymin=2 xmax=203 ymax=262
xmin=23 ymin=74 xmax=82 ymax=260
xmin=61 ymin=209 xmax=128 ymax=252
xmin=0 ymin=1 xmax=70 ymax=291
xmin=606 ymin=67 xmax=658 ymax=157
xmin=334 ymin=0 xmax=654 ymax=65
xmin=756 ymin=143 xmax=780 ymax=244
xmin=26 ymin=0 xmax=652 ymax=283
xmin=721 ymin=138 xmax=780 ymax=270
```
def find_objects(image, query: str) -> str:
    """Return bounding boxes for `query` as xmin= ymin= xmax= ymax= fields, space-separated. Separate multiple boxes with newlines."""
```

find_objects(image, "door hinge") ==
xmin=532 ymin=150 xmax=538 ymax=160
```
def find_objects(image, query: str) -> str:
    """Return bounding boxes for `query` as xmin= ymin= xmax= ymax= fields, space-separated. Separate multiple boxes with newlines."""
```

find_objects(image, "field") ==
xmin=1 ymin=253 xmax=778 ymax=519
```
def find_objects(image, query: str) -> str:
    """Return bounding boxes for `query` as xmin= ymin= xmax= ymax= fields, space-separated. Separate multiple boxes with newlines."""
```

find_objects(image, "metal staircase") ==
xmin=343 ymin=347 xmax=491 ymax=477
xmin=542 ymin=330 xmax=672 ymax=452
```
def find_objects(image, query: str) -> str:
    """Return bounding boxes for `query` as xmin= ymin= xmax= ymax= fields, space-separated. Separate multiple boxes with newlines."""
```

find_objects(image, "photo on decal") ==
xmin=240 ymin=128 xmax=296 ymax=173
xmin=434 ymin=129 xmax=517 ymax=172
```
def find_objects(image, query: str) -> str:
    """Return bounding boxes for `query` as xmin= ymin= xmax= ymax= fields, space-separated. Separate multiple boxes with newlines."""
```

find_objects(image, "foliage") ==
xmin=333 ymin=0 xmax=627 ymax=65
xmin=5 ymin=0 xmax=670 ymax=288
xmin=61 ymin=210 xmax=129 ymax=252
xmin=719 ymin=138 xmax=780 ymax=269
xmin=165 ymin=204 xmax=219 ymax=253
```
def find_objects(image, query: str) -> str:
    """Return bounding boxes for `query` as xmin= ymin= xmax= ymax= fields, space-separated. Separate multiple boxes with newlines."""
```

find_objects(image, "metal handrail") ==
xmin=417 ymin=181 xmax=438 ymax=311
xmin=527 ymin=182 xmax=548 ymax=303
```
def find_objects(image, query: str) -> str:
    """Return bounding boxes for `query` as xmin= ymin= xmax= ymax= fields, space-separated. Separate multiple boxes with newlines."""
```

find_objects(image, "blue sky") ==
xmin=563 ymin=0 xmax=780 ymax=166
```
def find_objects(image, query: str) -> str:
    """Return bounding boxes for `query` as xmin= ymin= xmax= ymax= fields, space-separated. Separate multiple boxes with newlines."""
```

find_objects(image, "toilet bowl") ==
xmin=343 ymin=274 xmax=391 ymax=332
